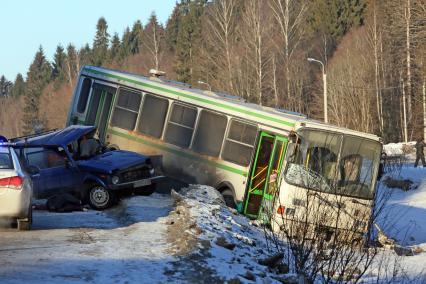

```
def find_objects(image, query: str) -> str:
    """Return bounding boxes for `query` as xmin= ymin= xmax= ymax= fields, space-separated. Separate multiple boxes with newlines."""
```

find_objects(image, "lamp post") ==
xmin=197 ymin=80 xmax=212 ymax=91
xmin=308 ymin=57 xmax=328 ymax=123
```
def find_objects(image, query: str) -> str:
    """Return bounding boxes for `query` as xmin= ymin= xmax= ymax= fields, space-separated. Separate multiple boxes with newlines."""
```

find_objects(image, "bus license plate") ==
xmin=134 ymin=179 xmax=151 ymax=188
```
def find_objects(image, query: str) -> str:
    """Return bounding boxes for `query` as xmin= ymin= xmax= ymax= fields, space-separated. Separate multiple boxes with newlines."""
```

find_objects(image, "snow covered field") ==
xmin=1 ymin=142 xmax=426 ymax=283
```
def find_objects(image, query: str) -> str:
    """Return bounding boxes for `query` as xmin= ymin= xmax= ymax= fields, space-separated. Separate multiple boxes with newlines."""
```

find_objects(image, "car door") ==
xmin=24 ymin=147 xmax=80 ymax=199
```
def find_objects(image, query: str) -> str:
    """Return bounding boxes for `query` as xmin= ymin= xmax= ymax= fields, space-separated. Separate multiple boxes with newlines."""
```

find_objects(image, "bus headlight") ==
xmin=111 ymin=175 xmax=120 ymax=185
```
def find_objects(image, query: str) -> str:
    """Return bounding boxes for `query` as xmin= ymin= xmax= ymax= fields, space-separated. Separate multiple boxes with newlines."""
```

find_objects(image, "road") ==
xmin=0 ymin=193 xmax=176 ymax=284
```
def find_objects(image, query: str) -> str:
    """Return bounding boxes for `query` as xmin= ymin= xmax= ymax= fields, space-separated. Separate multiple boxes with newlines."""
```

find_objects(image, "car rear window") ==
xmin=0 ymin=152 xmax=13 ymax=169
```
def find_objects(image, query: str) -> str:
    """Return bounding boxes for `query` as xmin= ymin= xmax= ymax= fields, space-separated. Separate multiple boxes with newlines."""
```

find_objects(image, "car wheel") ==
xmin=134 ymin=184 xmax=156 ymax=196
xmin=88 ymin=184 xmax=116 ymax=210
xmin=221 ymin=188 xmax=236 ymax=209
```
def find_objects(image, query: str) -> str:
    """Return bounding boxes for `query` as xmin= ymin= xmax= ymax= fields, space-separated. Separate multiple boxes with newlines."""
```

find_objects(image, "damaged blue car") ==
xmin=12 ymin=125 xmax=160 ymax=210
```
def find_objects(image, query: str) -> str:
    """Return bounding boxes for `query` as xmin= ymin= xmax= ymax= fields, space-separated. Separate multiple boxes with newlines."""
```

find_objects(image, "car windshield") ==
xmin=284 ymin=129 xmax=381 ymax=199
xmin=68 ymin=133 xmax=102 ymax=160
xmin=0 ymin=150 xmax=13 ymax=169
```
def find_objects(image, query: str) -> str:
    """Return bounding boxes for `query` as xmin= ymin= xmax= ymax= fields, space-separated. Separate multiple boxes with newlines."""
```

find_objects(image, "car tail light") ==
xmin=0 ymin=176 xmax=23 ymax=190
xmin=277 ymin=205 xmax=285 ymax=215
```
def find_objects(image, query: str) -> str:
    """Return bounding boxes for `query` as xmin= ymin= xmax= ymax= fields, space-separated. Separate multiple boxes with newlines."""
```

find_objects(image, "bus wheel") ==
xmin=220 ymin=188 xmax=236 ymax=209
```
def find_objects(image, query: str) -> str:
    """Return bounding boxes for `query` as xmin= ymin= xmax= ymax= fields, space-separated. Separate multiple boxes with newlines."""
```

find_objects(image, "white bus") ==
xmin=67 ymin=66 xmax=382 ymax=234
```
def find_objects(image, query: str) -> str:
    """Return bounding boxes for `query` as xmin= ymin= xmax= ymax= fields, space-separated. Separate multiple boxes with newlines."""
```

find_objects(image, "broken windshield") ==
xmin=284 ymin=129 xmax=381 ymax=199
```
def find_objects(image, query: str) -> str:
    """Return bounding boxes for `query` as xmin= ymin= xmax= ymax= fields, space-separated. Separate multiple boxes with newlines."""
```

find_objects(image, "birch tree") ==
xmin=203 ymin=0 xmax=237 ymax=93
xmin=240 ymin=0 xmax=270 ymax=104
xmin=269 ymin=0 xmax=307 ymax=107
xmin=143 ymin=13 xmax=164 ymax=70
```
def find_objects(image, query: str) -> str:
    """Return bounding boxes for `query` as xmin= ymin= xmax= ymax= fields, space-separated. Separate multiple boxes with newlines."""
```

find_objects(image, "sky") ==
xmin=0 ymin=0 xmax=177 ymax=81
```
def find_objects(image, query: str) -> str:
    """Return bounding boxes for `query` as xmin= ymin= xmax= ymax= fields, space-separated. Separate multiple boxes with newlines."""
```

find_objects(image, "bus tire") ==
xmin=220 ymin=188 xmax=236 ymax=209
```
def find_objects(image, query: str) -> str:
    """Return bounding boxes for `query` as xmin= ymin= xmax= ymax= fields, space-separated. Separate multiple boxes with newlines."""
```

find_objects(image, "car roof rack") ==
xmin=9 ymin=128 xmax=59 ymax=143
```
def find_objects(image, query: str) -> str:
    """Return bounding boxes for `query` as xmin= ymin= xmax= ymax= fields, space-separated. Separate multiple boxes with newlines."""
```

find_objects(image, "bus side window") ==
xmin=138 ymin=94 xmax=169 ymax=138
xmin=192 ymin=110 xmax=227 ymax=157
xmin=111 ymin=89 xmax=142 ymax=130
xmin=164 ymin=103 xmax=197 ymax=148
xmin=222 ymin=120 xmax=257 ymax=166
xmin=76 ymin=78 xmax=92 ymax=113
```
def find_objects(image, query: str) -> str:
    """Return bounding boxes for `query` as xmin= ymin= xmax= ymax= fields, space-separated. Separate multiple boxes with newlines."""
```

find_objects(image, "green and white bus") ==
xmin=67 ymin=66 xmax=382 ymax=234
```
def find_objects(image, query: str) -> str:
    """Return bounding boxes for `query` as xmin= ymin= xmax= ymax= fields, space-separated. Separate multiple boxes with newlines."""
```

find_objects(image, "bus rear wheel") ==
xmin=220 ymin=188 xmax=236 ymax=209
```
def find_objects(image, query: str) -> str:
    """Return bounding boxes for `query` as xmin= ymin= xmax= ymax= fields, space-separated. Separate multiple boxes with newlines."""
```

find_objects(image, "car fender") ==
xmin=81 ymin=174 xmax=108 ymax=200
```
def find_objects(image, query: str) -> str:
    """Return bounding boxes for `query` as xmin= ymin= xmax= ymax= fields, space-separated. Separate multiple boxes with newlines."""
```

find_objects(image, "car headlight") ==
xmin=149 ymin=168 xmax=155 ymax=176
xmin=111 ymin=175 xmax=120 ymax=185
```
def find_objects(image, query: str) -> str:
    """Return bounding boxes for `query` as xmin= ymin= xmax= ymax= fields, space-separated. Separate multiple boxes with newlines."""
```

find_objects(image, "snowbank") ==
xmin=170 ymin=185 xmax=298 ymax=283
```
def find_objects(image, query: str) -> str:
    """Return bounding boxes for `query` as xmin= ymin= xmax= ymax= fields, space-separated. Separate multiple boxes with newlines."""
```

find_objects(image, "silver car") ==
xmin=0 ymin=144 xmax=33 ymax=230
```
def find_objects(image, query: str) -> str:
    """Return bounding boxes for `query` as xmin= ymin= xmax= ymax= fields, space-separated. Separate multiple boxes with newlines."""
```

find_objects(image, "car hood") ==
xmin=76 ymin=150 xmax=150 ymax=174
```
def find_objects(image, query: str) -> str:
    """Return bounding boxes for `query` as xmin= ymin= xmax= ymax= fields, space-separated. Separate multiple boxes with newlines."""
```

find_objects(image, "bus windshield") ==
xmin=284 ymin=129 xmax=381 ymax=199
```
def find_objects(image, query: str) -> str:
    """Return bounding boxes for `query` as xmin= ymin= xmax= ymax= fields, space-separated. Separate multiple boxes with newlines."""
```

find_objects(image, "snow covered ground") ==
xmin=1 ymin=142 xmax=426 ymax=283
xmin=371 ymin=162 xmax=426 ymax=282
xmin=0 ymin=194 xmax=174 ymax=283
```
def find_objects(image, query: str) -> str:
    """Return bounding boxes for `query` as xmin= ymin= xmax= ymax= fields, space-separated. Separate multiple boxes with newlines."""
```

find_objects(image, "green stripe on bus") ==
xmin=108 ymin=128 xmax=248 ymax=177
xmin=84 ymin=67 xmax=295 ymax=128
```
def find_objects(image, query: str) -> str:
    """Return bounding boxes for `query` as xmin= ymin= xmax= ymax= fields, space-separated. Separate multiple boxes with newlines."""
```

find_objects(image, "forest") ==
xmin=0 ymin=0 xmax=425 ymax=143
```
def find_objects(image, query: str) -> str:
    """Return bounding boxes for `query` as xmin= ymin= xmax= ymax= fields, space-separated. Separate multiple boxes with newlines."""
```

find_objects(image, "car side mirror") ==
xmin=27 ymin=165 xmax=40 ymax=175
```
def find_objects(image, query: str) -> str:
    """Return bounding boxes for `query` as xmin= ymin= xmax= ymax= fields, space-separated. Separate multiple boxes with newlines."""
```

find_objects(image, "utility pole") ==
xmin=308 ymin=57 xmax=327 ymax=123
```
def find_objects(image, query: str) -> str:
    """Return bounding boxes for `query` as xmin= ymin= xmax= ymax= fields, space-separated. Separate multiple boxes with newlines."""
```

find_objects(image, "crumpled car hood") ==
xmin=76 ymin=150 xmax=150 ymax=174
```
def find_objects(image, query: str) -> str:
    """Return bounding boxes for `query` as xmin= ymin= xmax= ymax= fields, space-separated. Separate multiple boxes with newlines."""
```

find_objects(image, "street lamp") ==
xmin=197 ymin=80 xmax=212 ymax=91
xmin=308 ymin=57 xmax=328 ymax=123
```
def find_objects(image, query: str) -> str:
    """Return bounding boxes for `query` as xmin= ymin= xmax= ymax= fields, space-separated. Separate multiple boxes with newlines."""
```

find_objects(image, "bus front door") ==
xmin=243 ymin=132 xmax=288 ymax=219
xmin=85 ymin=83 xmax=116 ymax=142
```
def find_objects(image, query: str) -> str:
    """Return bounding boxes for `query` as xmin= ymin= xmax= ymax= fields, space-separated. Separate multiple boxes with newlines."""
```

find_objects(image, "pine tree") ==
xmin=22 ymin=46 xmax=52 ymax=134
xmin=79 ymin=44 xmax=92 ymax=66
xmin=175 ymin=0 xmax=206 ymax=83
xmin=52 ymin=44 xmax=67 ymax=82
xmin=165 ymin=3 xmax=184 ymax=52
xmin=130 ymin=20 xmax=143 ymax=54
xmin=309 ymin=0 xmax=366 ymax=40
xmin=120 ymin=27 xmax=132 ymax=59
xmin=0 ymin=75 xmax=12 ymax=97
xmin=10 ymin=73 xmax=25 ymax=97
xmin=92 ymin=17 xmax=110 ymax=66
xmin=110 ymin=32 xmax=121 ymax=59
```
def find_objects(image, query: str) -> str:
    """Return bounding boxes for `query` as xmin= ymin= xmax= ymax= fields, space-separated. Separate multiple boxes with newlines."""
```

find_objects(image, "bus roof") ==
xmin=81 ymin=66 xmax=381 ymax=142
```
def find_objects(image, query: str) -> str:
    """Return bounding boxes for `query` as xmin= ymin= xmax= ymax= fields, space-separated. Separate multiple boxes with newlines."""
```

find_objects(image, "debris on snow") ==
xmin=258 ymin=252 xmax=284 ymax=268
xmin=215 ymin=236 xmax=236 ymax=250
xmin=382 ymin=176 xmax=415 ymax=191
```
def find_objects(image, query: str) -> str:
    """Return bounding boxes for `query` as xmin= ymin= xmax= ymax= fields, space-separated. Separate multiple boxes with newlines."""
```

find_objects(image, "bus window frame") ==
xmin=137 ymin=92 xmax=170 ymax=139
xmin=164 ymin=102 xmax=198 ymax=149
xmin=221 ymin=118 xmax=258 ymax=167
xmin=75 ymin=77 xmax=93 ymax=115
xmin=110 ymin=87 xmax=143 ymax=131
